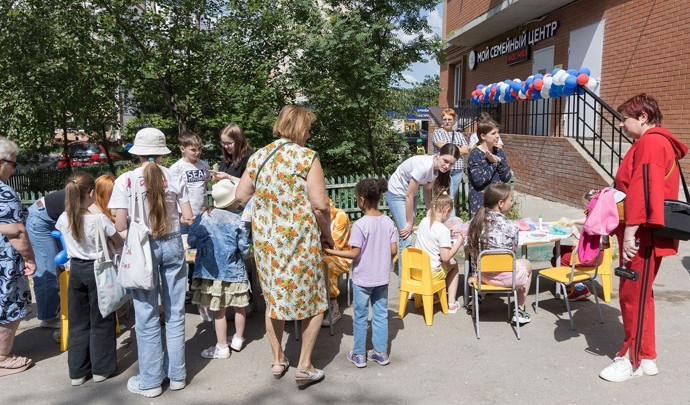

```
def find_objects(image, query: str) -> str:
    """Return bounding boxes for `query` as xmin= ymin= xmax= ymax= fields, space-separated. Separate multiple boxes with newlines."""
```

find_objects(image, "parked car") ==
xmin=57 ymin=141 xmax=123 ymax=169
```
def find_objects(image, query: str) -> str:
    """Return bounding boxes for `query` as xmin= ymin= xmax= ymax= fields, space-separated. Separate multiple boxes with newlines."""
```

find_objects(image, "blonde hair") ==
xmin=64 ymin=172 xmax=95 ymax=243
xmin=273 ymin=105 xmax=316 ymax=142
xmin=428 ymin=192 xmax=453 ymax=226
xmin=142 ymin=160 xmax=170 ymax=238
xmin=94 ymin=174 xmax=115 ymax=222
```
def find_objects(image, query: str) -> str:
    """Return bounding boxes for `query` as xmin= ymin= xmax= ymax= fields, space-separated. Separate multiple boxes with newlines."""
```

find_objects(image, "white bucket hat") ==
xmin=129 ymin=128 xmax=171 ymax=156
xmin=212 ymin=179 xmax=238 ymax=208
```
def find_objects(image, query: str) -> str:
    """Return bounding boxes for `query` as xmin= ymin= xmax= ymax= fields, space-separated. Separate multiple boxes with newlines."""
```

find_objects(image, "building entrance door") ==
xmin=566 ymin=20 xmax=605 ymax=137
xmin=530 ymin=46 xmax=555 ymax=135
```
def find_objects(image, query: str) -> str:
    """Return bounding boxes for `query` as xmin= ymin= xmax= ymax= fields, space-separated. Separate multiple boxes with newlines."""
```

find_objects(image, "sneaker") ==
xmin=599 ymin=357 xmax=643 ymax=382
xmin=199 ymin=306 xmax=213 ymax=322
xmin=367 ymin=350 xmax=390 ymax=366
xmin=230 ymin=335 xmax=245 ymax=352
xmin=567 ymin=284 xmax=591 ymax=301
xmin=40 ymin=319 xmax=61 ymax=329
xmin=71 ymin=376 xmax=86 ymax=386
xmin=201 ymin=344 xmax=230 ymax=359
xmin=93 ymin=374 xmax=111 ymax=383
xmin=347 ymin=351 xmax=367 ymax=368
xmin=511 ymin=306 xmax=532 ymax=324
xmin=641 ymin=359 xmax=658 ymax=376
xmin=127 ymin=376 xmax=163 ymax=398
xmin=169 ymin=379 xmax=186 ymax=391
xmin=322 ymin=301 xmax=342 ymax=327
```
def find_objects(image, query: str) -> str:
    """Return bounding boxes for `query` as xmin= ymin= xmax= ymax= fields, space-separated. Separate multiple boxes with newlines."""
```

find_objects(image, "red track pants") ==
xmin=616 ymin=245 xmax=662 ymax=368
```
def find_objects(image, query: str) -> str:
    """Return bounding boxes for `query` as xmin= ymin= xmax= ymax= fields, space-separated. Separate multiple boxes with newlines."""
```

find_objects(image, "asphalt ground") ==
xmin=5 ymin=192 xmax=690 ymax=404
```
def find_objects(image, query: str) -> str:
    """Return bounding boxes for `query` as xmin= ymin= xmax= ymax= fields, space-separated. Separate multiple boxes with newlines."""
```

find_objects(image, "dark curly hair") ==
xmin=354 ymin=178 xmax=388 ymax=211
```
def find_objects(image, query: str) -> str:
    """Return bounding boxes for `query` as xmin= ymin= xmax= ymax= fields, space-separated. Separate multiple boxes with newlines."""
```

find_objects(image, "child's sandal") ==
xmin=271 ymin=357 xmax=289 ymax=379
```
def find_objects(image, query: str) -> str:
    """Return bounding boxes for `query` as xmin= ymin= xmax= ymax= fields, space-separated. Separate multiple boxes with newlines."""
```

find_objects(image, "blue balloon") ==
xmin=564 ymin=75 xmax=578 ymax=89
xmin=477 ymin=84 xmax=485 ymax=89
xmin=549 ymin=86 xmax=559 ymax=98
xmin=552 ymin=68 xmax=562 ymax=76
xmin=534 ymin=73 xmax=544 ymax=80
xmin=532 ymin=91 xmax=542 ymax=100
xmin=579 ymin=67 xmax=591 ymax=76
xmin=562 ymin=86 xmax=576 ymax=96
xmin=510 ymin=81 xmax=522 ymax=92
xmin=566 ymin=69 xmax=578 ymax=76
xmin=51 ymin=230 xmax=69 ymax=266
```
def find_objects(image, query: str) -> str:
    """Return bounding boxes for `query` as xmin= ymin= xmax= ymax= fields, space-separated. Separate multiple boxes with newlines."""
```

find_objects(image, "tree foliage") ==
xmin=294 ymin=0 xmax=441 ymax=176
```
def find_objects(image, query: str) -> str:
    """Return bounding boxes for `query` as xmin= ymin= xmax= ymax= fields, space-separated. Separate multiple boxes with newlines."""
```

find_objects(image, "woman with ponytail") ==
xmin=108 ymin=128 xmax=193 ymax=398
xmin=56 ymin=172 xmax=123 ymax=386
xmin=385 ymin=143 xmax=460 ymax=274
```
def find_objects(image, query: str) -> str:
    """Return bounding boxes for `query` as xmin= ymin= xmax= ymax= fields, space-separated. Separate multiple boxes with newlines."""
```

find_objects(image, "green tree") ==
xmin=294 ymin=0 xmax=441 ymax=176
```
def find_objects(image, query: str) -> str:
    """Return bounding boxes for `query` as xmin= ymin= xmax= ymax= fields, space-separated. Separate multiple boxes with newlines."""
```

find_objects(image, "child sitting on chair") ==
xmin=550 ymin=189 xmax=606 ymax=301
xmin=467 ymin=183 xmax=533 ymax=324
xmin=414 ymin=192 xmax=465 ymax=314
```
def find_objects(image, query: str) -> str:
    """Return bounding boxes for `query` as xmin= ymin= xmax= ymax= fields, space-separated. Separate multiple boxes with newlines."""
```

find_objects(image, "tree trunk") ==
xmin=62 ymin=111 xmax=72 ymax=172
xmin=101 ymin=125 xmax=116 ymax=174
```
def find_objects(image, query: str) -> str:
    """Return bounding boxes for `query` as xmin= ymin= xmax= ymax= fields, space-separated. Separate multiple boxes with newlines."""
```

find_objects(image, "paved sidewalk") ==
xmin=5 ymin=194 xmax=690 ymax=404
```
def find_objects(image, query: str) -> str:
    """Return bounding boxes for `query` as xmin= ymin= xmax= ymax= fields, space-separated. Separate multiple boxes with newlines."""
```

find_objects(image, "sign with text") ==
xmin=468 ymin=21 xmax=558 ymax=69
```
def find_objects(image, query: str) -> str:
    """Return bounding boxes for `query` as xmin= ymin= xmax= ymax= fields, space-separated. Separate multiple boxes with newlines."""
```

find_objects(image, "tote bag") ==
xmin=117 ymin=173 xmax=155 ymax=290
xmin=94 ymin=216 xmax=129 ymax=317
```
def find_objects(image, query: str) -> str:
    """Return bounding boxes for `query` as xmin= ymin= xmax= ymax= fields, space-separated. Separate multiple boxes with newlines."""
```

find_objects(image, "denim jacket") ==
xmin=188 ymin=209 xmax=250 ymax=283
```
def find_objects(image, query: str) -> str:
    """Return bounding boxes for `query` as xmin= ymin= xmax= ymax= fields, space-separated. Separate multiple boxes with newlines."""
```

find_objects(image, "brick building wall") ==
xmin=502 ymin=135 xmax=609 ymax=207
xmin=439 ymin=0 xmax=690 ymax=178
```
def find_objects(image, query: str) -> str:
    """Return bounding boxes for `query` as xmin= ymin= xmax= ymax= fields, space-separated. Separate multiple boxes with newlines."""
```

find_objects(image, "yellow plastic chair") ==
xmin=58 ymin=269 xmax=122 ymax=352
xmin=471 ymin=249 xmax=521 ymax=339
xmin=398 ymin=247 xmax=448 ymax=326
xmin=535 ymin=244 xmax=604 ymax=330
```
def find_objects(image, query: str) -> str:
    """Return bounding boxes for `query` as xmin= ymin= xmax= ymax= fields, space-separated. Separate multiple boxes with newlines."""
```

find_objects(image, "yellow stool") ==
xmin=58 ymin=269 xmax=121 ymax=352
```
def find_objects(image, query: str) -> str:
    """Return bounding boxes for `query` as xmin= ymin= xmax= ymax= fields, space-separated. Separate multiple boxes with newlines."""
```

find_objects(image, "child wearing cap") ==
xmin=187 ymin=179 xmax=251 ymax=359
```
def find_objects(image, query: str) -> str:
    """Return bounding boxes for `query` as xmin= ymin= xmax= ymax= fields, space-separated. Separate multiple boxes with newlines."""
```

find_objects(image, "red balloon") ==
xmin=533 ymin=79 xmax=544 ymax=91
xmin=526 ymin=88 xmax=533 ymax=99
xmin=510 ymin=89 xmax=518 ymax=97
xmin=577 ymin=73 xmax=589 ymax=86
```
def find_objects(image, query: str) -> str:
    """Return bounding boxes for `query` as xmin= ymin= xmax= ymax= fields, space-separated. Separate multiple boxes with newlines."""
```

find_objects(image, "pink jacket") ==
xmin=578 ymin=188 xmax=619 ymax=263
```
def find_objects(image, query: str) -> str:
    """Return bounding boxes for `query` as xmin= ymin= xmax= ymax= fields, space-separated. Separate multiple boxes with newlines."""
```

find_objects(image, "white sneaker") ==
xmin=641 ymin=359 xmax=658 ymax=376
xmin=599 ymin=357 xmax=643 ymax=382
xmin=169 ymin=379 xmax=186 ymax=391
xmin=230 ymin=335 xmax=245 ymax=352
xmin=201 ymin=344 xmax=230 ymax=359
xmin=71 ymin=376 xmax=86 ymax=386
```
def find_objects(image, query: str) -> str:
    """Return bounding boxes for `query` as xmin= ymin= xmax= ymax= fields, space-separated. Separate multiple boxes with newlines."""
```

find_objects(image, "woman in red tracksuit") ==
xmin=599 ymin=93 xmax=688 ymax=382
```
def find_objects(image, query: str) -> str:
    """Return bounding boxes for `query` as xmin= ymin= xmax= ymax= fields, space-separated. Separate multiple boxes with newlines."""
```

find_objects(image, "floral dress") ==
xmin=247 ymin=140 xmax=327 ymax=320
xmin=0 ymin=181 xmax=31 ymax=325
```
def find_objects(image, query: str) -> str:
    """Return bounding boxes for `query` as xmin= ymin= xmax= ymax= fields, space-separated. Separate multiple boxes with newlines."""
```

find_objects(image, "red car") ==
xmin=57 ymin=141 xmax=122 ymax=169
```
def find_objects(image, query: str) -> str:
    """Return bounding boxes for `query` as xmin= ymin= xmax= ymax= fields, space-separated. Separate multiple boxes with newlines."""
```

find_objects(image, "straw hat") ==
xmin=128 ymin=128 xmax=171 ymax=156
xmin=212 ymin=179 xmax=238 ymax=208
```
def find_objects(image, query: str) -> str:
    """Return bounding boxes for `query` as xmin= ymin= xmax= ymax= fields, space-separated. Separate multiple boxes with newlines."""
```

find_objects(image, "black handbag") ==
xmin=651 ymin=155 xmax=690 ymax=241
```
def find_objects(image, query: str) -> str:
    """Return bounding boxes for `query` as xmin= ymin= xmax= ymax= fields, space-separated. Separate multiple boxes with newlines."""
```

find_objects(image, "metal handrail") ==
xmin=448 ymin=86 xmax=633 ymax=180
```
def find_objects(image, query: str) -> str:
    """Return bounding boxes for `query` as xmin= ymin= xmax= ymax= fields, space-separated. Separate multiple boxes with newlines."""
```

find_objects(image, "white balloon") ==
xmin=541 ymin=88 xmax=550 ymax=99
xmin=518 ymin=90 xmax=527 ymax=99
xmin=585 ymin=77 xmax=599 ymax=91
xmin=553 ymin=70 xmax=567 ymax=85
xmin=543 ymin=76 xmax=553 ymax=90
xmin=499 ymin=94 xmax=506 ymax=103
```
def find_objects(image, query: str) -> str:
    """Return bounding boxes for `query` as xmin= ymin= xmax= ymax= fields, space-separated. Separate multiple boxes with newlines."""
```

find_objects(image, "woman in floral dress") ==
xmin=236 ymin=105 xmax=334 ymax=388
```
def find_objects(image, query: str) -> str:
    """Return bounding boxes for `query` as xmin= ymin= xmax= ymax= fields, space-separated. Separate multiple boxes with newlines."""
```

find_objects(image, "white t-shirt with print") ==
xmin=169 ymin=159 xmax=209 ymax=216
xmin=108 ymin=165 xmax=190 ymax=235
xmin=414 ymin=216 xmax=451 ymax=270
xmin=387 ymin=155 xmax=437 ymax=197
xmin=56 ymin=213 xmax=117 ymax=260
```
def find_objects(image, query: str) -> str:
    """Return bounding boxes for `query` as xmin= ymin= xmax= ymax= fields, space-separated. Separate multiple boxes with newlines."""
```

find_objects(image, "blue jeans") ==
xmin=450 ymin=169 xmax=464 ymax=215
xmin=25 ymin=203 xmax=60 ymax=320
xmin=132 ymin=233 xmax=186 ymax=388
xmin=352 ymin=284 xmax=388 ymax=355
xmin=385 ymin=191 xmax=416 ymax=276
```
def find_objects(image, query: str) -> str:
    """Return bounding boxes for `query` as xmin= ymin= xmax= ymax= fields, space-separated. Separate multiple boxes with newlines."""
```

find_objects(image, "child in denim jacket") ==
xmin=188 ymin=179 xmax=250 ymax=359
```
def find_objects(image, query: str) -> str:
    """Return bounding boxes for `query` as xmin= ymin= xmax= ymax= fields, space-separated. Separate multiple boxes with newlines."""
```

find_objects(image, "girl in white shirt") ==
xmin=414 ymin=192 xmax=464 ymax=313
xmin=56 ymin=173 xmax=123 ymax=386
